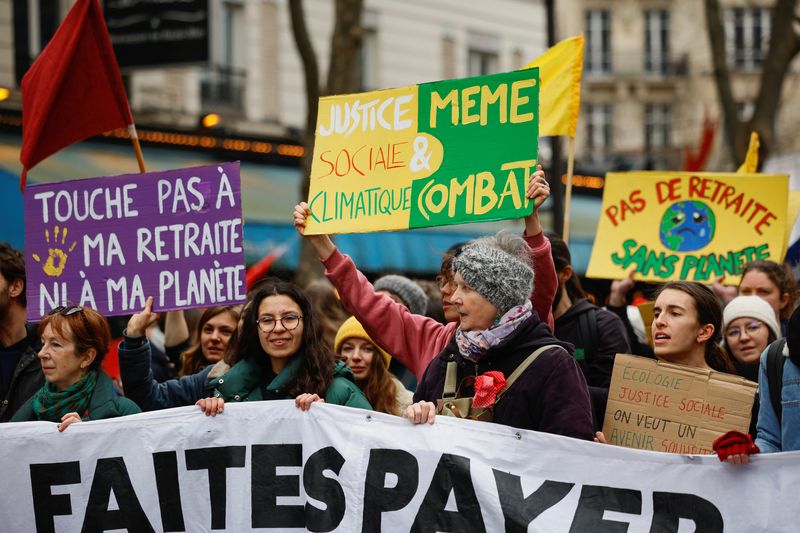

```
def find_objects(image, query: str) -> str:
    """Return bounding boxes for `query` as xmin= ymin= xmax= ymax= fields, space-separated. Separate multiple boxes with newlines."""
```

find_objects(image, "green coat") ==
xmin=212 ymin=354 xmax=371 ymax=409
xmin=11 ymin=370 xmax=141 ymax=422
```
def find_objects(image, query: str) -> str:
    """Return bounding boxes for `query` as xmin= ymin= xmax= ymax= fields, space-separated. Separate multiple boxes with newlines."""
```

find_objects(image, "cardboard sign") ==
xmin=24 ymin=162 xmax=246 ymax=319
xmin=305 ymin=69 xmax=539 ymax=234
xmin=587 ymin=171 xmax=789 ymax=283
xmin=603 ymin=354 xmax=757 ymax=454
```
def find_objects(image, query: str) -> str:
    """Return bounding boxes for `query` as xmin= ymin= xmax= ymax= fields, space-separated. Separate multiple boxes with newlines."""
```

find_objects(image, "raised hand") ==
xmin=126 ymin=296 xmax=160 ymax=338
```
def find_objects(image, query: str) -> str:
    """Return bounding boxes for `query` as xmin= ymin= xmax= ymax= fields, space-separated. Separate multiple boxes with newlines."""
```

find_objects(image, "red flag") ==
xmin=19 ymin=0 xmax=132 ymax=190
xmin=682 ymin=112 xmax=717 ymax=172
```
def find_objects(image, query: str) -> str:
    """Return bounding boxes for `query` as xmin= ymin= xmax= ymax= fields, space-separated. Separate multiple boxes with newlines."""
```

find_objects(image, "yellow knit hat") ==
xmin=334 ymin=316 xmax=391 ymax=368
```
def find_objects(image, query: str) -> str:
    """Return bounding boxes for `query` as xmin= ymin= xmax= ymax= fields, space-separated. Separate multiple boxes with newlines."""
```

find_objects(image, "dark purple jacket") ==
xmin=414 ymin=315 xmax=594 ymax=441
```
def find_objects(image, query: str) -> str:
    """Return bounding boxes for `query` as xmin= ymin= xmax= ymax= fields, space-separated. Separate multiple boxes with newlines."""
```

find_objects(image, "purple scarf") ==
xmin=455 ymin=301 xmax=532 ymax=362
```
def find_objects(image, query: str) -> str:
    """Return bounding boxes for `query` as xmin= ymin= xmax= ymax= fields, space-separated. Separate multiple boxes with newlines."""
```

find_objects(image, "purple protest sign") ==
xmin=24 ymin=162 xmax=246 ymax=320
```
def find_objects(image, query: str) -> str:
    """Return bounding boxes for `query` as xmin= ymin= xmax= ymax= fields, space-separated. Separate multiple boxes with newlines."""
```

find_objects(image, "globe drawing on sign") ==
xmin=659 ymin=201 xmax=716 ymax=252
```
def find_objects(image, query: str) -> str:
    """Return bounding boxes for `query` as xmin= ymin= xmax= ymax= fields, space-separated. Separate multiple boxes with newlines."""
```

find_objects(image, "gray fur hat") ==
xmin=374 ymin=275 xmax=428 ymax=315
xmin=452 ymin=231 xmax=534 ymax=313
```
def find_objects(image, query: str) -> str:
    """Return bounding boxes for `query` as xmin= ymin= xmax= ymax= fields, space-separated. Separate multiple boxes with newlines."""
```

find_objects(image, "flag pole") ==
xmin=128 ymin=124 xmax=147 ymax=173
xmin=562 ymin=135 xmax=576 ymax=244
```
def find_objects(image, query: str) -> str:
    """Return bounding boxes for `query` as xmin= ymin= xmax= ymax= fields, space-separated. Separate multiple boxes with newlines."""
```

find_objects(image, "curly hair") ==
xmin=231 ymin=277 xmax=334 ymax=397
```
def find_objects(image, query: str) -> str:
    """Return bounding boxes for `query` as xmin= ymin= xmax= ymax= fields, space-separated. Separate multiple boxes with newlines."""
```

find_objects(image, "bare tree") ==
xmin=705 ymin=0 xmax=800 ymax=166
xmin=289 ymin=0 xmax=364 ymax=286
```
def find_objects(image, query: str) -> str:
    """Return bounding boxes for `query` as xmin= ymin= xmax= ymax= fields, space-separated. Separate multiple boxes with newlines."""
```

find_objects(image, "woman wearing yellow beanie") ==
xmin=335 ymin=317 xmax=413 ymax=415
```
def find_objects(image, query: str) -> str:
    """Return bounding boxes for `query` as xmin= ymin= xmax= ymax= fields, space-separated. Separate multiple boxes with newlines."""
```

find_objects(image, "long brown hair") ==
xmin=351 ymin=343 xmax=398 ymax=415
xmin=654 ymin=281 xmax=734 ymax=373
xmin=178 ymin=306 xmax=240 ymax=376
xmin=232 ymin=278 xmax=334 ymax=396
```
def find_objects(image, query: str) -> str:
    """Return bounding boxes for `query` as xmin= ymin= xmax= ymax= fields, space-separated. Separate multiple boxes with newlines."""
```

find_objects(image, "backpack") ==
xmin=436 ymin=345 xmax=562 ymax=421
xmin=765 ymin=339 xmax=787 ymax=422
xmin=574 ymin=307 xmax=598 ymax=364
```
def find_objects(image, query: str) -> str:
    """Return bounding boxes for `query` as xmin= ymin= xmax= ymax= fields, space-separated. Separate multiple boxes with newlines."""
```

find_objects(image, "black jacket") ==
xmin=554 ymin=298 xmax=631 ymax=388
xmin=414 ymin=314 xmax=594 ymax=440
xmin=1 ymin=324 xmax=44 ymax=422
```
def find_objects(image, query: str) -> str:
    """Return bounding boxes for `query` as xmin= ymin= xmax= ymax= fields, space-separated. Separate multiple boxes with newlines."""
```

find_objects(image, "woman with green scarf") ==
xmin=11 ymin=305 xmax=140 ymax=430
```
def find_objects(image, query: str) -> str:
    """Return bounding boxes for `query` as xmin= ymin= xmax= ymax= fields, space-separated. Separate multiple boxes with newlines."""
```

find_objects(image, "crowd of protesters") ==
xmin=2 ymin=166 xmax=799 ymax=469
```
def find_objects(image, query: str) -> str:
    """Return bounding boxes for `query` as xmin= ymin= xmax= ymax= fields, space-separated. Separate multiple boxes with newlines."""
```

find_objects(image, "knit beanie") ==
xmin=374 ymin=275 xmax=428 ymax=315
xmin=452 ymin=232 xmax=534 ymax=313
xmin=334 ymin=316 xmax=391 ymax=368
xmin=723 ymin=295 xmax=780 ymax=339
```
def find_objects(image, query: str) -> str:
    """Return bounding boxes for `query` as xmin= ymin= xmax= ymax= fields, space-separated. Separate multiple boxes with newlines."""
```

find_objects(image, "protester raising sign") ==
xmin=5 ymin=402 xmax=800 ymax=532
xmin=587 ymin=171 xmax=789 ymax=283
xmin=304 ymin=69 xmax=539 ymax=234
xmin=603 ymin=354 xmax=757 ymax=454
xmin=23 ymin=162 xmax=246 ymax=319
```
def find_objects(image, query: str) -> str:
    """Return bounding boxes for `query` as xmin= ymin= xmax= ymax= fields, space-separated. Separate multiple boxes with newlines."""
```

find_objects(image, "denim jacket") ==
xmin=755 ymin=343 xmax=800 ymax=453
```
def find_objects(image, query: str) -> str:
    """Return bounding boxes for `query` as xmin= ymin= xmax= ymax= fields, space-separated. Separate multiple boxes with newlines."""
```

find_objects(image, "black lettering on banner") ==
xmin=152 ymin=451 xmax=185 ymax=532
xmin=492 ymin=470 xmax=574 ymax=532
xmin=184 ymin=446 xmax=246 ymax=530
xmin=650 ymin=492 xmax=724 ymax=533
xmin=362 ymin=449 xmax=420 ymax=532
xmin=569 ymin=485 xmax=642 ymax=532
xmin=251 ymin=444 xmax=304 ymax=529
xmin=30 ymin=461 xmax=81 ymax=533
xmin=81 ymin=457 xmax=154 ymax=533
xmin=303 ymin=446 xmax=346 ymax=532
xmin=411 ymin=454 xmax=486 ymax=533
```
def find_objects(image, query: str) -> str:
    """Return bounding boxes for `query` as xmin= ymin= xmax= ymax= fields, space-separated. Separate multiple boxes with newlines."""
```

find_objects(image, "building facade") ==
xmin=557 ymin=0 xmax=800 ymax=171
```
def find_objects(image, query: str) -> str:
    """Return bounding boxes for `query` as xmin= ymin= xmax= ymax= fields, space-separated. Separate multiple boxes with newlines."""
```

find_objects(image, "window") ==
xmin=585 ymin=10 xmax=611 ymax=74
xmin=645 ymin=104 xmax=671 ymax=150
xmin=466 ymin=32 xmax=499 ymax=76
xmin=644 ymin=10 xmax=670 ymax=74
xmin=586 ymin=104 xmax=612 ymax=151
xmin=202 ymin=1 xmax=246 ymax=111
xmin=725 ymin=7 xmax=771 ymax=69
xmin=359 ymin=12 xmax=379 ymax=91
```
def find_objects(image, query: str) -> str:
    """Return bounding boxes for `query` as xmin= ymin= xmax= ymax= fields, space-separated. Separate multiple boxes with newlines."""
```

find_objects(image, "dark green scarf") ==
xmin=32 ymin=369 xmax=98 ymax=422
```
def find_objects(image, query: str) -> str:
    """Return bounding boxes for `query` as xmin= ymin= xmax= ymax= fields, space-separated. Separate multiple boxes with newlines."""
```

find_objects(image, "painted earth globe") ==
xmin=659 ymin=200 xmax=716 ymax=252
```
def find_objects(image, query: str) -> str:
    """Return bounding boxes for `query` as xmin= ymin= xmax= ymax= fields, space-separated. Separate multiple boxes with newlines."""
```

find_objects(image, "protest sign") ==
xmin=587 ymin=171 xmax=788 ymax=283
xmin=2 ymin=401 xmax=799 ymax=532
xmin=304 ymin=69 xmax=539 ymax=234
xmin=603 ymin=354 xmax=757 ymax=454
xmin=24 ymin=162 xmax=246 ymax=319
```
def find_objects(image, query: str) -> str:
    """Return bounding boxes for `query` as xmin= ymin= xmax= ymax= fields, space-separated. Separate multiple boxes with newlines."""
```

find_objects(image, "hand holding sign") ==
xmin=126 ymin=296 xmax=159 ymax=338
xmin=293 ymin=202 xmax=336 ymax=262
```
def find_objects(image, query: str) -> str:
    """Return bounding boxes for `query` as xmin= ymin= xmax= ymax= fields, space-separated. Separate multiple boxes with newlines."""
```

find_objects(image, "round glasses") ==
xmin=725 ymin=321 xmax=765 ymax=339
xmin=256 ymin=315 xmax=303 ymax=333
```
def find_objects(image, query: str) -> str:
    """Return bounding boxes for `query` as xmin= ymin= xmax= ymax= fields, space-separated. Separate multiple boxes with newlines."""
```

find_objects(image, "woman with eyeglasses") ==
xmin=118 ymin=278 xmax=370 ymax=414
xmin=11 ymin=306 xmax=140 ymax=429
xmin=292 ymin=165 xmax=557 ymax=383
xmin=723 ymin=295 xmax=781 ymax=378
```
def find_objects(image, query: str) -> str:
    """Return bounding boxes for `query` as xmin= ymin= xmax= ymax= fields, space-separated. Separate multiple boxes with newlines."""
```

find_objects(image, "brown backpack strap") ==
xmin=496 ymin=345 xmax=564 ymax=402
xmin=443 ymin=361 xmax=459 ymax=399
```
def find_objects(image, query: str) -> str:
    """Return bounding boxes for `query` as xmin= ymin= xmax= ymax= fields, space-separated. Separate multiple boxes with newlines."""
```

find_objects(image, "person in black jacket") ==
xmin=0 ymin=242 xmax=43 ymax=422
xmin=548 ymin=234 xmax=631 ymax=429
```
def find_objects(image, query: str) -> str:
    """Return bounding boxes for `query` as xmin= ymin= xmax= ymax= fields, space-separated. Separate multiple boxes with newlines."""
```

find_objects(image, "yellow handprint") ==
xmin=32 ymin=226 xmax=77 ymax=277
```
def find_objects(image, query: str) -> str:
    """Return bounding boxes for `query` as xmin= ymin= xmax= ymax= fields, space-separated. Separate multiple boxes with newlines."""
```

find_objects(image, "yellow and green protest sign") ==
xmin=587 ymin=171 xmax=789 ymax=283
xmin=304 ymin=69 xmax=539 ymax=234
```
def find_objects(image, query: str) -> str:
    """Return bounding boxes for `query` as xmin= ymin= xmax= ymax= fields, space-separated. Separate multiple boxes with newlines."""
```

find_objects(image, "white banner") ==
xmin=1 ymin=401 xmax=798 ymax=532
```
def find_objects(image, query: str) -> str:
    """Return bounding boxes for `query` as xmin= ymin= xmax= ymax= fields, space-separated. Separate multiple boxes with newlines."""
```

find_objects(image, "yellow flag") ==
xmin=737 ymin=132 xmax=760 ymax=173
xmin=524 ymin=35 xmax=584 ymax=138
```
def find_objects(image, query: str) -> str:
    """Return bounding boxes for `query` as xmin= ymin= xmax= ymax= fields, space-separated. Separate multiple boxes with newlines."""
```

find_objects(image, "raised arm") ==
xmin=524 ymin=165 xmax=556 ymax=331
xmin=294 ymin=203 xmax=454 ymax=379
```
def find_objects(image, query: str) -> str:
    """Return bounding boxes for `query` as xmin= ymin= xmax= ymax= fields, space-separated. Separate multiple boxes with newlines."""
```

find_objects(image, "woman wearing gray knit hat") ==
xmin=405 ymin=231 xmax=594 ymax=439
xmin=373 ymin=275 xmax=428 ymax=316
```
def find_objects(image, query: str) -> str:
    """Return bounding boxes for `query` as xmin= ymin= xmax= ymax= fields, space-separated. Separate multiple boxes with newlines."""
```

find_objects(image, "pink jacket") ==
xmin=323 ymin=231 xmax=558 ymax=380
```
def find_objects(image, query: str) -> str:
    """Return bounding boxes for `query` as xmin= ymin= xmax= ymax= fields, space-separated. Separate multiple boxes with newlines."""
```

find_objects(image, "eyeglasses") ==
xmin=256 ymin=314 xmax=303 ymax=333
xmin=435 ymin=273 xmax=454 ymax=290
xmin=49 ymin=305 xmax=83 ymax=316
xmin=726 ymin=321 xmax=765 ymax=339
